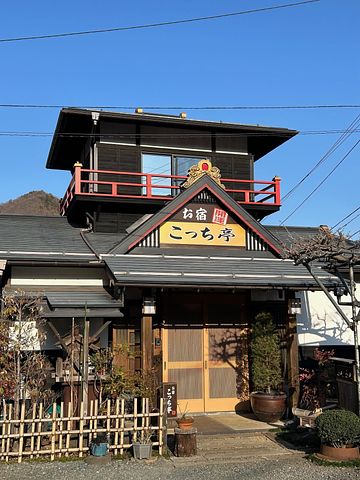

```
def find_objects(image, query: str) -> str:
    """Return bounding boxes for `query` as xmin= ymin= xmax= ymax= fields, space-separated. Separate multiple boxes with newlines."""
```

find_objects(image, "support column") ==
xmin=141 ymin=315 xmax=153 ymax=371
xmin=285 ymin=292 xmax=300 ymax=410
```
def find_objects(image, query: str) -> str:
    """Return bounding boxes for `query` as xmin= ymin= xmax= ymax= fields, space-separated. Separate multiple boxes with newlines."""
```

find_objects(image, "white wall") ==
xmin=296 ymin=290 xmax=355 ymax=346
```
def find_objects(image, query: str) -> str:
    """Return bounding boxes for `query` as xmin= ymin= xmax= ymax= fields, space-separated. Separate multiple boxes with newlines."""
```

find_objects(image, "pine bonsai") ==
xmin=251 ymin=312 xmax=282 ymax=394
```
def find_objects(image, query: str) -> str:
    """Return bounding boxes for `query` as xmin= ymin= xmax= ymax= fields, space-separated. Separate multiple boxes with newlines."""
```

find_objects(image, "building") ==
xmin=0 ymin=109 xmax=340 ymax=414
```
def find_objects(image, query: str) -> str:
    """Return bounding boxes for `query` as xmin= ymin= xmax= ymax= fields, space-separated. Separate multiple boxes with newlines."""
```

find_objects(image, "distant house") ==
xmin=0 ymin=108 xmax=342 ymax=413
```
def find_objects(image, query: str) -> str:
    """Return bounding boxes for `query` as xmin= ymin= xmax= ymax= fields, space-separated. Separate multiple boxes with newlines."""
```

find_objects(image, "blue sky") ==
xmin=0 ymin=0 xmax=359 ymax=234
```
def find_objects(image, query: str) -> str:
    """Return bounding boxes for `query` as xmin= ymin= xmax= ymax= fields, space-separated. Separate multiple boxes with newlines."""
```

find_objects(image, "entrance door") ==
xmin=205 ymin=327 xmax=248 ymax=412
xmin=163 ymin=327 xmax=248 ymax=413
xmin=162 ymin=293 xmax=249 ymax=413
xmin=163 ymin=327 xmax=204 ymax=413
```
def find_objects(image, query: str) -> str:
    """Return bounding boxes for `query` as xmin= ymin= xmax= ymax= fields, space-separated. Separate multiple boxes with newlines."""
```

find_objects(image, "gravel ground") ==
xmin=1 ymin=455 xmax=359 ymax=480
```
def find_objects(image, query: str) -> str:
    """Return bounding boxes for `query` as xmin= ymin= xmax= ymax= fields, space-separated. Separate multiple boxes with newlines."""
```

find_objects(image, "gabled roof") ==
xmin=107 ymin=174 xmax=284 ymax=256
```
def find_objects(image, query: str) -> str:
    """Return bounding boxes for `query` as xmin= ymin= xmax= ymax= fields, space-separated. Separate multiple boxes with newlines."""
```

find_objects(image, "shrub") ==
xmin=251 ymin=312 xmax=282 ymax=393
xmin=315 ymin=409 xmax=360 ymax=447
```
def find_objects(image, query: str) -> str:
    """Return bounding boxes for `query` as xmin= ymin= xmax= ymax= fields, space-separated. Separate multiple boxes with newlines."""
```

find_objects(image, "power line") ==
xmin=339 ymin=211 xmax=360 ymax=232
xmin=282 ymin=114 xmax=360 ymax=202
xmin=279 ymin=139 xmax=360 ymax=225
xmin=332 ymin=205 xmax=360 ymax=230
xmin=350 ymin=228 xmax=360 ymax=239
xmin=0 ymin=104 xmax=358 ymax=110
xmin=1 ymin=129 xmax=360 ymax=139
xmin=0 ymin=1 xmax=320 ymax=43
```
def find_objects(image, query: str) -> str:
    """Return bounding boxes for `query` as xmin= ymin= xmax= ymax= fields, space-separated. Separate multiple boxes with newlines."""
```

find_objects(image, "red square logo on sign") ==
xmin=212 ymin=208 xmax=228 ymax=225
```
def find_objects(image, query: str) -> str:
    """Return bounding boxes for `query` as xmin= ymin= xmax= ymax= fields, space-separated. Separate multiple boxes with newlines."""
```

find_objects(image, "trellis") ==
xmin=0 ymin=397 xmax=164 ymax=463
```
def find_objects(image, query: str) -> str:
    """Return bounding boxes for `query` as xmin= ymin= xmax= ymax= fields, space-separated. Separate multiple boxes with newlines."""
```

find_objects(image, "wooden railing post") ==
xmin=145 ymin=174 xmax=152 ymax=198
xmin=73 ymin=162 xmax=83 ymax=195
xmin=273 ymin=176 xmax=281 ymax=205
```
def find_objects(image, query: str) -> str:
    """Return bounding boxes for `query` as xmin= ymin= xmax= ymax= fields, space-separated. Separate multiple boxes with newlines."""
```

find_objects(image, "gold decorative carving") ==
xmin=182 ymin=159 xmax=225 ymax=189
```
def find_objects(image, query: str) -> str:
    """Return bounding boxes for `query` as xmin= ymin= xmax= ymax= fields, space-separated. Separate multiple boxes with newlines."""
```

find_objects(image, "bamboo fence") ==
xmin=0 ymin=397 xmax=165 ymax=463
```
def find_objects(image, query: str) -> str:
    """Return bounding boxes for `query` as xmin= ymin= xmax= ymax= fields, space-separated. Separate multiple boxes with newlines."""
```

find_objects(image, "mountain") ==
xmin=0 ymin=191 xmax=60 ymax=216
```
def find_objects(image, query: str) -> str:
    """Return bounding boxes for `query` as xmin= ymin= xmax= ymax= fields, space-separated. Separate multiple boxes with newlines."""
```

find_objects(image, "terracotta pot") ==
xmin=320 ymin=444 xmax=360 ymax=461
xmin=250 ymin=392 xmax=287 ymax=423
xmin=176 ymin=417 xmax=195 ymax=430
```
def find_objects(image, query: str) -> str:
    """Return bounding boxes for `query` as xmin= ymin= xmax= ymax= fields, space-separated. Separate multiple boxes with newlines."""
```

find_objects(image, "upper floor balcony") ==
xmin=60 ymin=163 xmax=281 ymax=218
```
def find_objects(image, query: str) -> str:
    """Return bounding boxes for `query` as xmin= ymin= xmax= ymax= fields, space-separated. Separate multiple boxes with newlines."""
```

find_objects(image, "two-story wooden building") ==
xmin=0 ymin=108 xmax=339 ymax=413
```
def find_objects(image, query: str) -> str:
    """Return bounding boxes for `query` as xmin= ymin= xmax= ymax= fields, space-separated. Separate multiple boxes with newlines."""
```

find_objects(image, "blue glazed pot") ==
xmin=90 ymin=442 xmax=108 ymax=456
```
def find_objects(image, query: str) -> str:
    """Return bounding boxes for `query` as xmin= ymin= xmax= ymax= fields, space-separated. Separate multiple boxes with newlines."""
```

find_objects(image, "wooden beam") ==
xmin=285 ymin=293 xmax=300 ymax=410
xmin=81 ymin=313 xmax=90 ymax=415
xmin=141 ymin=315 xmax=153 ymax=372
xmin=89 ymin=320 xmax=111 ymax=343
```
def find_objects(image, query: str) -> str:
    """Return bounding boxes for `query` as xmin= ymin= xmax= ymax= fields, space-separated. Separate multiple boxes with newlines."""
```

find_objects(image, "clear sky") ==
xmin=0 ymin=0 xmax=359 ymax=235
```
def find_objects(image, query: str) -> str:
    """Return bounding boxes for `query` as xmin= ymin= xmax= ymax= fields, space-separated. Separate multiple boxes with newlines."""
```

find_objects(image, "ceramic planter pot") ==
xmin=133 ymin=442 xmax=152 ymax=459
xmin=320 ymin=444 xmax=360 ymax=461
xmin=90 ymin=442 xmax=108 ymax=456
xmin=250 ymin=392 xmax=287 ymax=422
xmin=176 ymin=417 xmax=195 ymax=431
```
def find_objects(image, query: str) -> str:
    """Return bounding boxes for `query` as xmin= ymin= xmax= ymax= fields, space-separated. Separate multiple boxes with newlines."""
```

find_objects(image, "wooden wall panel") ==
xmin=168 ymin=329 xmax=202 ymax=362
xmin=168 ymin=368 xmax=203 ymax=400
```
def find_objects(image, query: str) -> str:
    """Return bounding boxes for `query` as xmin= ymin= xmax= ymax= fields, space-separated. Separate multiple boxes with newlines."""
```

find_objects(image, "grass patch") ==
xmin=308 ymin=453 xmax=360 ymax=468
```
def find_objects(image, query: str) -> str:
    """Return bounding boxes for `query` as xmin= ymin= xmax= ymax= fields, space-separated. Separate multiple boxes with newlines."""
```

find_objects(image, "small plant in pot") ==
xmin=315 ymin=409 xmax=360 ymax=461
xmin=250 ymin=312 xmax=286 ymax=423
xmin=132 ymin=427 xmax=154 ymax=460
xmin=89 ymin=433 xmax=109 ymax=457
xmin=176 ymin=403 xmax=194 ymax=430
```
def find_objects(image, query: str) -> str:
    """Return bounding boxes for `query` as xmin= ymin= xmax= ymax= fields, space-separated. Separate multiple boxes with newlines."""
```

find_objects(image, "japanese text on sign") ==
xmin=163 ymin=383 xmax=177 ymax=417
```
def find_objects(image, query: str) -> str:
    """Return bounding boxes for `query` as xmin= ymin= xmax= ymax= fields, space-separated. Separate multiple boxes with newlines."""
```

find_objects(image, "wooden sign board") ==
xmin=162 ymin=382 xmax=177 ymax=417
xmin=160 ymin=203 xmax=246 ymax=247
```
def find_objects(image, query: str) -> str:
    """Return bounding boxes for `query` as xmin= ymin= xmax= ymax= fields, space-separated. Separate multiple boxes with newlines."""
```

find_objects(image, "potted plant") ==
xmin=176 ymin=403 xmax=194 ymax=430
xmin=132 ymin=427 xmax=153 ymax=459
xmin=250 ymin=312 xmax=286 ymax=422
xmin=315 ymin=409 xmax=360 ymax=460
xmin=89 ymin=433 xmax=109 ymax=457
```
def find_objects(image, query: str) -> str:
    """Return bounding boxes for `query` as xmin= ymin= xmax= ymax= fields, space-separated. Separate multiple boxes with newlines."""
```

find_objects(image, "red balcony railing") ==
xmin=60 ymin=165 xmax=281 ymax=216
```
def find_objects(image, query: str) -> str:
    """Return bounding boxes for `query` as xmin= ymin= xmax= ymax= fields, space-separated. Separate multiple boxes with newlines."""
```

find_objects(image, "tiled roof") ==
xmin=0 ymin=215 xmax=95 ymax=261
xmin=103 ymin=253 xmax=339 ymax=288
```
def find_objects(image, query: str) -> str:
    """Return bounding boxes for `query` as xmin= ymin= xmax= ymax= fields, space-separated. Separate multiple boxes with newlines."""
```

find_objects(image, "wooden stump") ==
xmin=174 ymin=427 xmax=197 ymax=457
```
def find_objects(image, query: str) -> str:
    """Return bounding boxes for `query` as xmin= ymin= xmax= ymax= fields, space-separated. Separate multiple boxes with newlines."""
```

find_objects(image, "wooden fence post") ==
xmin=18 ymin=402 xmax=25 ymax=463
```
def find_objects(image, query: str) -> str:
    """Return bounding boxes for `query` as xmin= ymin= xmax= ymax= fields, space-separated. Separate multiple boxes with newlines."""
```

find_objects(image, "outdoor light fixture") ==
xmin=333 ymin=285 xmax=347 ymax=298
xmin=288 ymin=298 xmax=301 ymax=315
xmin=142 ymin=297 xmax=156 ymax=315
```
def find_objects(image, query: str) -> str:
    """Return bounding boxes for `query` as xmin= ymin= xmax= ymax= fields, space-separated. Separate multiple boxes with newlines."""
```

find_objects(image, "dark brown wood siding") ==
xmin=140 ymin=124 xmax=212 ymax=151
xmin=213 ymin=154 xmax=253 ymax=202
xmin=94 ymin=211 xmax=145 ymax=233
xmin=97 ymin=143 xmax=141 ymax=196
xmin=100 ymin=119 xmax=137 ymax=145
xmin=215 ymin=132 xmax=247 ymax=154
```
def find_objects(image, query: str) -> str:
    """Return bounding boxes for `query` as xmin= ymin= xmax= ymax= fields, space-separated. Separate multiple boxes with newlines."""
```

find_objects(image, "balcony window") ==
xmin=142 ymin=153 xmax=206 ymax=196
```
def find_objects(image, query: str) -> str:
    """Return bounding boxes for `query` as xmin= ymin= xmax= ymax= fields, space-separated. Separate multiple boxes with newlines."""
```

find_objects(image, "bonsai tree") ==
xmin=251 ymin=312 xmax=282 ymax=394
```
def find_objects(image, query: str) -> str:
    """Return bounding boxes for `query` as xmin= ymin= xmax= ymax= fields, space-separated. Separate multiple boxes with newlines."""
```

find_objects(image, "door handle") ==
xmin=164 ymin=361 xmax=167 ymax=371
xmin=204 ymin=361 xmax=208 ymax=369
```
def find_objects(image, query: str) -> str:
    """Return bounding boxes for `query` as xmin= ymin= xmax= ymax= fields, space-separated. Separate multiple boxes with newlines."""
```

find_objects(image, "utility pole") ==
xmin=349 ymin=261 xmax=360 ymax=415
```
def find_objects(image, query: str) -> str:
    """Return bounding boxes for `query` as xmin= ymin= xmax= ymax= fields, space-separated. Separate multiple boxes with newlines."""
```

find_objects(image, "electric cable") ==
xmin=279 ymin=139 xmax=360 ymax=225
xmin=0 ymin=104 xmax=358 ymax=110
xmin=1 ymin=129 xmax=360 ymax=138
xmin=0 ymin=1 xmax=320 ymax=43
xmin=332 ymin=205 xmax=360 ymax=230
xmin=282 ymin=114 xmax=360 ymax=202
